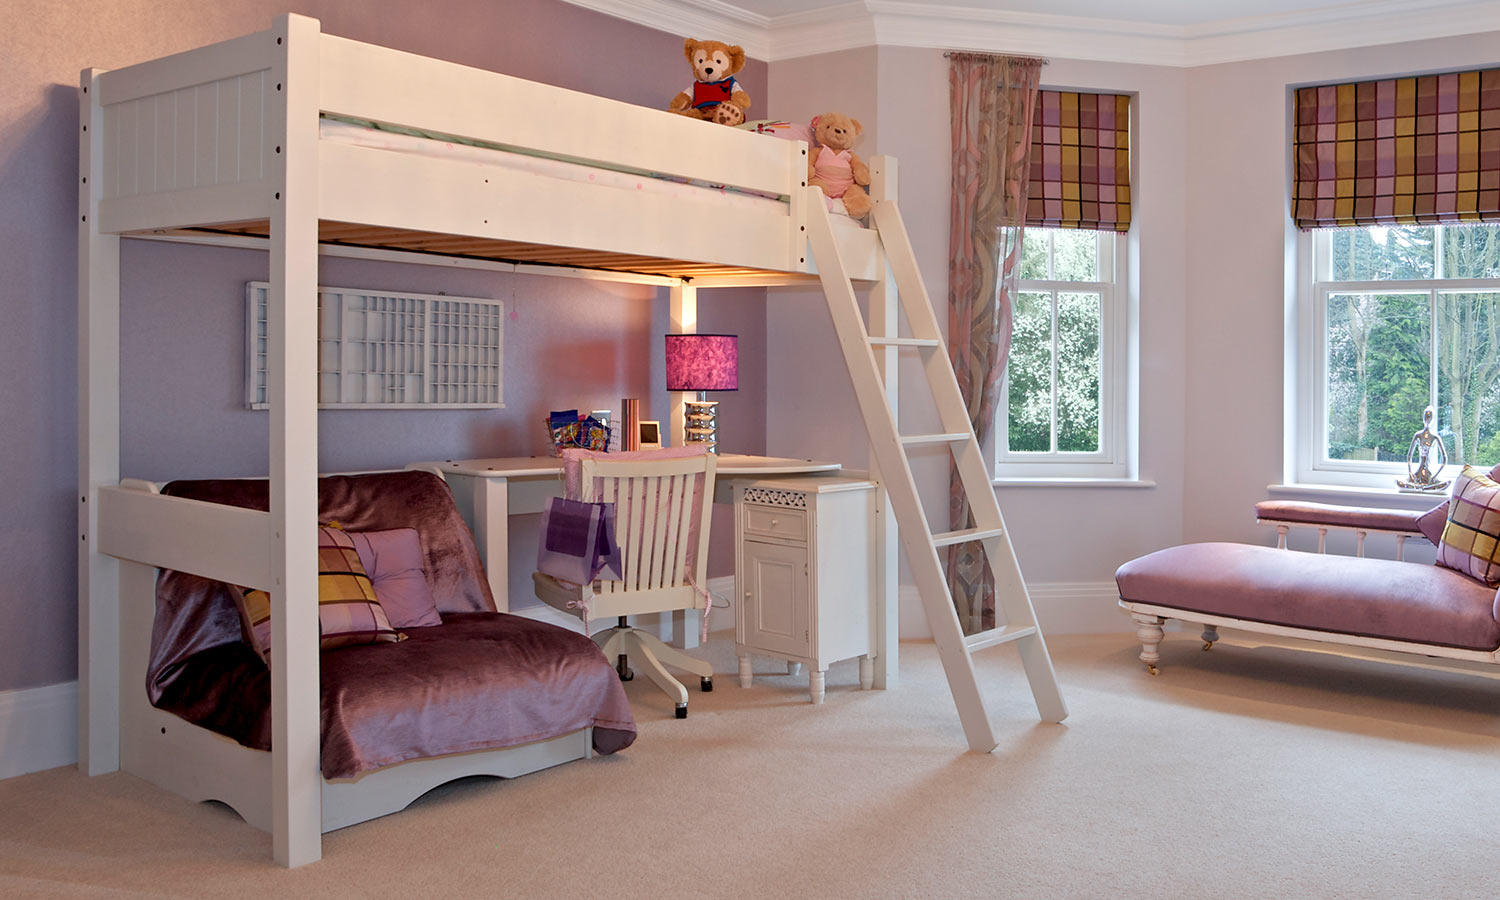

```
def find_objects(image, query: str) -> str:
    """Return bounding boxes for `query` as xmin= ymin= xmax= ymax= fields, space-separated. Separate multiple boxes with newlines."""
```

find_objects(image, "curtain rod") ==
xmin=943 ymin=51 xmax=1049 ymax=64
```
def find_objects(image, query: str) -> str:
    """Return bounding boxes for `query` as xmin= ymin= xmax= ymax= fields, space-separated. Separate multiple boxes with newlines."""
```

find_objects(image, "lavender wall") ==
xmin=1 ymin=0 xmax=767 ymax=693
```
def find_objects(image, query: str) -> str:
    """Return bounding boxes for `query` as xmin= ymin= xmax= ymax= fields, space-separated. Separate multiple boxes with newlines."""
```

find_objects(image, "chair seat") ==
xmin=533 ymin=572 xmax=704 ymax=621
xmin=1115 ymin=542 xmax=1500 ymax=652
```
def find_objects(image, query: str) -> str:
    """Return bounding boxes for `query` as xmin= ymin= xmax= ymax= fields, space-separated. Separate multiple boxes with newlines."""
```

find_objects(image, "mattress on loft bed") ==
xmin=146 ymin=471 xmax=636 ymax=779
xmin=320 ymin=116 xmax=859 ymax=219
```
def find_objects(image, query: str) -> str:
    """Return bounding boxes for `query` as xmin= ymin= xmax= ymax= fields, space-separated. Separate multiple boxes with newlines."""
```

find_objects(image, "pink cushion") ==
xmin=1116 ymin=542 xmax=1500 ymax=651
xmin=1416 ymin=502 xmax=1449 ymax=546
xmin=1436 ymin=466 xmax=1500 ymax=583
xmin=349 ymin=528 xmax=442 ymax=628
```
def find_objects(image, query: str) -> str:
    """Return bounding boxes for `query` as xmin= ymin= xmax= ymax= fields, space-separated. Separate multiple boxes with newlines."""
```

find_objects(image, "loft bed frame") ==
xmin=77 ymin=14 xmax=904 ymax=867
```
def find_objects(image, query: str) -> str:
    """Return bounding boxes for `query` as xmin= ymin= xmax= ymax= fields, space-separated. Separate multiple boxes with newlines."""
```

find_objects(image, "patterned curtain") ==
xmin=1293 ymin=68 xmax=1500 ymax=229
xmin=946 ymin=53 xmax=1043 ymax=633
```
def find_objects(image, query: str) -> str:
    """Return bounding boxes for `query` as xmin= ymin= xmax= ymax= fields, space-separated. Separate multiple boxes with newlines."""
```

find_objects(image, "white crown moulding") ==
xmin=560 ymin=0 xmax=1500 ymax=66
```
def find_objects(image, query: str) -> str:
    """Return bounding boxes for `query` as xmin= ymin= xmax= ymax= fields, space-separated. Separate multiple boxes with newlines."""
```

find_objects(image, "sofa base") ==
xmin=1119 ymin=599 xmax=1500 ymax=680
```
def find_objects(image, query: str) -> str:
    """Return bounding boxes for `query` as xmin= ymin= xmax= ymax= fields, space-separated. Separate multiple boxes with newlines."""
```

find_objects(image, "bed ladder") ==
xmin=804 ymin=190 xmax=1068 ymax=752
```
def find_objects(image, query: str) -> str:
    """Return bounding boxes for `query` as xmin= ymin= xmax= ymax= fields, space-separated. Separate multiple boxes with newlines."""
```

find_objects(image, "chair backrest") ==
xmin=579 ymin=453 xmax=717 ymax=605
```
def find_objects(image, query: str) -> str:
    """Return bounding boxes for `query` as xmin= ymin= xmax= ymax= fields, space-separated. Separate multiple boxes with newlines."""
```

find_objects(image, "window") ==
xmin=997 ymin=227 xmax=1127 ymax=479
xmin=1299 ymin=223 xmax=1500 ymax=487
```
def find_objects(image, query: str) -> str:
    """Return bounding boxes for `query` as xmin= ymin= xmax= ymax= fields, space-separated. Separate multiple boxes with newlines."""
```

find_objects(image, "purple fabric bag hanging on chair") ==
xmin=537 ymin=497 xmax=623 ymax=587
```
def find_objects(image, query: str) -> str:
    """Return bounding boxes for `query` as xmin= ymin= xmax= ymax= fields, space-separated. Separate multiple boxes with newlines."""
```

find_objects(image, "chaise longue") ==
xmin=1115 ymin=472 xmax=1500 ymax=677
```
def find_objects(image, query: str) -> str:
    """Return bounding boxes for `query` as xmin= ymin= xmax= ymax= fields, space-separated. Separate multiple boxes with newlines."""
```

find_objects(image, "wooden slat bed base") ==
xmin=161 ymin=221 xmax=808 ymax=280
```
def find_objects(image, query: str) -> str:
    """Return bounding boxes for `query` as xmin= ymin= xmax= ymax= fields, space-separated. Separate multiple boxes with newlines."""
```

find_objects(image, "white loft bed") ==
xmin=78 ymin=14 xmax=905 ymax=867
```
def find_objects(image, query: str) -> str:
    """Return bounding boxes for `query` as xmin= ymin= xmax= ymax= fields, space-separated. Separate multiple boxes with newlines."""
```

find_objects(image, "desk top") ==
xmin=420 ymin=454 xmax=842 ymax=479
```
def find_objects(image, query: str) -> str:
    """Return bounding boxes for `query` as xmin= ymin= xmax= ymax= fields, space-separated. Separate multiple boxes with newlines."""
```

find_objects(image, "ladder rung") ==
xmin=931 ymin=526 xmax=1005 ymax=548
xmin=901 ymin=432 xmax=970 ymax=447
xmin=868 ymin=337 xmax=940 ymax=348
xmin=965 ymin=624 xmax=1037 ymax=652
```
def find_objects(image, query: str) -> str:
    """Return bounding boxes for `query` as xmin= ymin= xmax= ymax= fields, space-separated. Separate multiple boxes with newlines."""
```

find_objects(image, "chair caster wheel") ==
xmin=675 ymin=704 xmax=688 ymax=719
xmin=701 ymin=677 xmax=713 ymax=692
xmin=1147 ymin=665 xmax=1159 ymax=676
xmin=616 ymin=654 xmax=633 ymax=681
xmin=1202 ymin=641 xmax=1214 ymax=651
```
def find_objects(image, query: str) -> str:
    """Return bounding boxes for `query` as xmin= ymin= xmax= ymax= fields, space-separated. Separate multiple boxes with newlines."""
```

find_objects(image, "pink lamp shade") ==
xmin=665 ymin=333 xmax=738 ymax=392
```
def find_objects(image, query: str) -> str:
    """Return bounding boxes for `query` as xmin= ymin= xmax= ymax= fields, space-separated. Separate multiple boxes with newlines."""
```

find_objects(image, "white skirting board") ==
xmin=0 ymin=681 xmax=78 ymax=780
xmin=898 ymin=581 xmax=1130 ymax=639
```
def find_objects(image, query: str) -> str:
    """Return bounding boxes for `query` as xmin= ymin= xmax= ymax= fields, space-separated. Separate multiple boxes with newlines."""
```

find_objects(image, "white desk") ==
xmin=414 ymin=455 xmax=844 ymax=637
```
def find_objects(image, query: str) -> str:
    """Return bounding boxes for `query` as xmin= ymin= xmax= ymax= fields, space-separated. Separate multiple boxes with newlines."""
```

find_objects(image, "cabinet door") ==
xmin=742 ymin=540 xmax=811 ymax=659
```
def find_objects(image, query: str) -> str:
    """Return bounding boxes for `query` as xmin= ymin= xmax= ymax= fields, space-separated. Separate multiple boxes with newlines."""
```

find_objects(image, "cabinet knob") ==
xmin=744 ymin=592 xmax=752 ymax=599
xmin=771 ymin=518 xmax=779 ymax=526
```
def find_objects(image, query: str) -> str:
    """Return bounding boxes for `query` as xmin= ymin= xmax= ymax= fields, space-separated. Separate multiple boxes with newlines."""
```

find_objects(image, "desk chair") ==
xmin=533 ymin=452 xmax=717 ymax=718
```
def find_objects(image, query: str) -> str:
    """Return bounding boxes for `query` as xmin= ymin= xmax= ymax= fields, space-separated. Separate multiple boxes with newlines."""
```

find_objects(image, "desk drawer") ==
xmin=742 ymin=503 xmax=807 ymax=543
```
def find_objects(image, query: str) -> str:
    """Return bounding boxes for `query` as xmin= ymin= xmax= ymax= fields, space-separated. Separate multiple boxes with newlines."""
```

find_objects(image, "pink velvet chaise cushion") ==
xmin=1116 ymin=542 xmax=1500 ymax=651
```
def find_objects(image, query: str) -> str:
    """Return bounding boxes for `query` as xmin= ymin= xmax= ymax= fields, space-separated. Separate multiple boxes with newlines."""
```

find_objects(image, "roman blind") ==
xmin=1025 ymin=90 xmax=1132 ymax=233
xmin=1292 ymin=69 xmax=1500 ymax=229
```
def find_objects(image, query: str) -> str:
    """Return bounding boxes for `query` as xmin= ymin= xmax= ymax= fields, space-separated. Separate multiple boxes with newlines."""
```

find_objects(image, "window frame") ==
xmin=995 ymin=228 xmax=1129 ymax=480
xmin=1294 ymin=226 xmax=1500 ymax=488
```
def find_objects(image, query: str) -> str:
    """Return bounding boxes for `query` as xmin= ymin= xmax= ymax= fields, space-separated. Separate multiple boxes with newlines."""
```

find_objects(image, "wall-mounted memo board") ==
xmin=246 ymin=283 xmax=504 ymax=409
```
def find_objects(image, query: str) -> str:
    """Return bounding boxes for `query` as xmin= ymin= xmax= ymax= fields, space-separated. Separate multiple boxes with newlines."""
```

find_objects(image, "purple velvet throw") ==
xmin=154 ymin=613 xmax=636 ymax=778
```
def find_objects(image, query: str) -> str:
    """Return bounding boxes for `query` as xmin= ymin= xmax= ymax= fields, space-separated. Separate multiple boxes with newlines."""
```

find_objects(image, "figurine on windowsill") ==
xmin=1396 ymin=405 xmax=1450 ymax=493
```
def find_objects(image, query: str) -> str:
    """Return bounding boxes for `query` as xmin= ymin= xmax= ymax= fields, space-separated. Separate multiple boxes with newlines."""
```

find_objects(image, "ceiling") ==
xmin=724 ymin=0 xmax=1369 ymax=28
xmin=561 ymin=0 xmax=1500 ymax=65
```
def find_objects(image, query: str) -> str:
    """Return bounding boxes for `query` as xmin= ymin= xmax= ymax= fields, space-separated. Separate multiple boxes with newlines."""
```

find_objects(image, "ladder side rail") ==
xmin=804 ymin=190 xmax=998 ymax=752
xmin=873 ymin=201 xmax=1005 ymax=531
xmin=872 ymin=198 xmax=1068 ymax=725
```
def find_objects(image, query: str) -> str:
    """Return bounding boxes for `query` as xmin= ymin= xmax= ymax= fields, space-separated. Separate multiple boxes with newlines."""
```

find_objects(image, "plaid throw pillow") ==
xmin=236 ymin=525 xmax=405 ymax=662
xmin=1436 ymin=466 xmax=1500 ymax=583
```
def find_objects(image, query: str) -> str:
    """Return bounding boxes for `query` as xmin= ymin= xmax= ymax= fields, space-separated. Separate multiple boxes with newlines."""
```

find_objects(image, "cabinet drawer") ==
xmin=742 ymin=503 xmax=807 ymax=543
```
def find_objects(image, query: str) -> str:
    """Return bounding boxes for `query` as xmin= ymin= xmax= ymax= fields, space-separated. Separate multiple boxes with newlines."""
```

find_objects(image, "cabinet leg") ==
xmin=738 ymin=653 xmax=752 ymax=689
xmin=787 ymin=661 xmax=802 ymax=677
xmin=858 ymin=655 xmax=874 ymax=690
xmin=809 ymin=668 xmax=826 ymax=704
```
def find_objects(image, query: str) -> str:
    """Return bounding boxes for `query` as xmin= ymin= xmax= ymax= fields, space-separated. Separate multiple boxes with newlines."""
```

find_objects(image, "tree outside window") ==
xmin=1321 ymin=224 xmax=1500 ymax=472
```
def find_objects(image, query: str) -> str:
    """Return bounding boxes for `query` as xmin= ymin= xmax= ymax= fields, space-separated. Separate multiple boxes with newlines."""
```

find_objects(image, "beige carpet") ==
xmin=4 ymin=633 xmax=1500 ymax=899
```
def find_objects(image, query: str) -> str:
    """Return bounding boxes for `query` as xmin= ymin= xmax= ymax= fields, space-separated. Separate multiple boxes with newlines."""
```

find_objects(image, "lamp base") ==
xmin=683 ymin=398 xmax=719 ymax=454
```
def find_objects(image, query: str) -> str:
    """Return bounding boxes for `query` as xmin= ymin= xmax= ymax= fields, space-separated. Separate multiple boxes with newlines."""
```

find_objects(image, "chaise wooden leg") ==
xmin=1132 ymin=613 xmax=1165 ymax=675
xmin=1201 ymin=625 xmax=1219 ymax=651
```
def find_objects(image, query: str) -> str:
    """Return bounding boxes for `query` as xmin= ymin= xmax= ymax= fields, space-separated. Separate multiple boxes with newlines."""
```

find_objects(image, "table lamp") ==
xmin=665 ymin=333 xmax=738 ymax=454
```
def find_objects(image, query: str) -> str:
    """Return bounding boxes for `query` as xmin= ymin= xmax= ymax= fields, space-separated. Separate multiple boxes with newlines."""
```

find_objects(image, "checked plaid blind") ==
xmin=1026 ymin=90 xmax=1132 ymax=233
xmin=1292 ymin=69 xmax=1500 ymax=229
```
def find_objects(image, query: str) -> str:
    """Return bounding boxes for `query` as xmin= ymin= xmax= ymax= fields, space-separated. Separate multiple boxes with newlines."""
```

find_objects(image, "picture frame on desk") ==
xmin=638 ymin=420 xmax=661 ymax=450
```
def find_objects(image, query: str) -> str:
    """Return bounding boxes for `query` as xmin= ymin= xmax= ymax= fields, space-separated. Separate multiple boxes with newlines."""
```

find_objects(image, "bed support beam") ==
xmin=666 ymin=282 xmax=701 ymax=650
xmin=866 ymin=155 xmax=899 ymax=690
xmin=267 ymin=12 xmax=323 ymax=868
xmin=79 ymin=67 xmax=121 ymax=777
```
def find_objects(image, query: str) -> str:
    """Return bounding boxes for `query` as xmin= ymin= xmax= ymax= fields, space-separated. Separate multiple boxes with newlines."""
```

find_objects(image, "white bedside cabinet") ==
xmin=734 ymin=475 xmax=877 ymax=703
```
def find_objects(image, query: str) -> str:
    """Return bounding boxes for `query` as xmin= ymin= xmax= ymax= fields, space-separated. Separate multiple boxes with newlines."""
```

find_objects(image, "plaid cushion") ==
xmin=1436 ymin=466 xmax=1500 ymax=583
xmin=237 ymin=525 xmax=404 ymax=662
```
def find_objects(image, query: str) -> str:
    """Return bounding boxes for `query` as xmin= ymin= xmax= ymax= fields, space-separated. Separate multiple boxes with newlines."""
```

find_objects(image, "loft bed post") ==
xmin=668 ymin=282 xmax=697 ymax=451
xmin=666 ymin=281 xmax=701 ymax=649
xmin=267 ymin=12 xmax=323 ymax=868
xmin=866 ymin=155 xmax=899 ymax=690
xmin=78 ymin=66 xmax=121 ymax=775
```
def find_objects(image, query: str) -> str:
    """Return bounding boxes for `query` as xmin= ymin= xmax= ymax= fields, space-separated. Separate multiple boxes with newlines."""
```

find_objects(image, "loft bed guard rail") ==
xmin=88 ymin=14 xmax=877 ymax=278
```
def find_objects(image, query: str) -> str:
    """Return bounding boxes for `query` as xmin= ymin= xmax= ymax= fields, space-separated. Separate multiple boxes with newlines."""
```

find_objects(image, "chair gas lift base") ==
xmin=734 ymin=475 xmax=878 ymax=704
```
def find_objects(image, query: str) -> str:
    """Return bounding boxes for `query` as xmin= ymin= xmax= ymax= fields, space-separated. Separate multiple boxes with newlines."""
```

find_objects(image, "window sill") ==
xmin=1266 ymin=482 xmax=1446 ymax=510
xmin=993 ymin=477 xmax=1156 ymax=488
